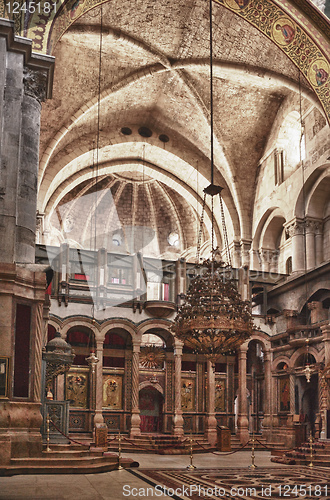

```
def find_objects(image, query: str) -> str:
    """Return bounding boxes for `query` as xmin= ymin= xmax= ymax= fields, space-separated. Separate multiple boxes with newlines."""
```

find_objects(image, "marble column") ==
xmin=130 ymin=342 xmax=141 ymax=437
xmin=205 ymin=360 xmax=217 ymax=446
xmin=285 ymin=219 xmax=305 ymax=272
xmin=237 ymin=344 xmax=249 ymax=443
xmin=93 ymin=340 xmax=104 ymax=425
xmin=173 ymin=342 xmax=184 ymax=436
xmin=321 ymin=323 xmax=330 ymax=366
xmin=262 ymin=351 xmax=272 ymax=434
xmin=227 ymin=360 xmax=235 ymax=429
xmin=315 ymin=222 xmax=323 ymax=267
xmin=0 ymin=20 xmax=54 ymax=465
xmin=305 ymin=219 xmax=316 ymax=270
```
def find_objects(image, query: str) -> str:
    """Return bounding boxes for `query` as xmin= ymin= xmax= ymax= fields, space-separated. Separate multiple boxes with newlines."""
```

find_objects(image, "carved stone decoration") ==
xmin=42 ymin=332 xmax=75 ymax=388
xmin=285 ymin=220 xmax=305 ymax=238
xmin=140 ymin=345 xmax=166 ymax=369
xmin=23 ymin=67 xmax=48 ymax=103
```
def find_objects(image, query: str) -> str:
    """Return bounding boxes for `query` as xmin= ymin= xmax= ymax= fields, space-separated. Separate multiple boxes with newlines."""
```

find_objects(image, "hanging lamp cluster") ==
xmin=172 ymin=259 xmax=253 ymax=359
xmin=172 ymin=0 xmax=253 ymax=360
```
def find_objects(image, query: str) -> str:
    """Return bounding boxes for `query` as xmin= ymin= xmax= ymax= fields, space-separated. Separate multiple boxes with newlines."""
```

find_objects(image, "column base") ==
xmin=237 ymin=415 xmax=249 ymax=444
xmin=205 ymin=414 xmax=217 ymax=446
xmin=173 ymin=411 xmax=184 ymax=436
xmin=130 ymin=409 xmax=141 ymax=438
xmin=93 ymin=410 xmax=104 ymax=426
xmin=0 ymin=402 xmax=43 ymax=465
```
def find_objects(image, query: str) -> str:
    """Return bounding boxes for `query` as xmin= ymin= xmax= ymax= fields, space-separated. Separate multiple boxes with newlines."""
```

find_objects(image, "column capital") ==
xmin=23 ymin=67 xmax=48 ymax=103
xmin=238 ymin=344 xmax=248 ymax=355
xmin=305 ymin=218 xmax=323 ymax=234
xmin=285 ymin=218 xmax=304 ymax=237
xmin=132 ymin=342 xmax=141 ymax=353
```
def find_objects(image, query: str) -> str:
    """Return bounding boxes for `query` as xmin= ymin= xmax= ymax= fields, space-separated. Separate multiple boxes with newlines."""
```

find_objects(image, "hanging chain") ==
xmin=219 ymin=192 xmax=231 ymax=267
xmin=211 ymin=194 xmax=214 ymax=256
xmin=196 ymin=192 xmax=207 ymax=264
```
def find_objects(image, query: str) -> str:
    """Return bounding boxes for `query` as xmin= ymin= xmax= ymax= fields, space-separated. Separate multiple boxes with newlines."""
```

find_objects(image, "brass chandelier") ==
xmin=172 ymin=0 xmax=253 ymax=361
xmin=172 ymin=258 xmax=253 ymax=359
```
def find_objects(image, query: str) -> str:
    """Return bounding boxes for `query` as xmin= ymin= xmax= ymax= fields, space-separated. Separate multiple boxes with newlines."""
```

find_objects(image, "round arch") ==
xmin=294 ymin=164 xmax=330 ymax=219
xmin=272 ymin=356 xmax=292 ymax=370
xmin=60 ymin=317 xmax=100 ymax=341
xmin=139 ymin=381 xmax=164 ymax=395
xmin=290 ymin=345 xmax=322 ymax=366
xmin=99 ymin=319 xmax=138 ymax=343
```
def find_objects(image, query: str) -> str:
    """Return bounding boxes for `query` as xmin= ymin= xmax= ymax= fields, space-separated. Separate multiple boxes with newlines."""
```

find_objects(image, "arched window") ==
xmin=286 ymin=256 xmax=292 ymax=275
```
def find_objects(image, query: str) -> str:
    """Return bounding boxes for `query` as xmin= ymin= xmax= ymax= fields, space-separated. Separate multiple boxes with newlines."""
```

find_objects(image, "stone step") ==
xmin=11 ymin=455 xmax=117 ymax=467
xmin=45 ymin=443 xmax=90 ymax=451
xmin=271 ymin=440 xmax=330 ymax=467
xmin=0 ymin=457 xmax=136 ymax=477
xmin=41 ymin=449 xmax=104 ymax=458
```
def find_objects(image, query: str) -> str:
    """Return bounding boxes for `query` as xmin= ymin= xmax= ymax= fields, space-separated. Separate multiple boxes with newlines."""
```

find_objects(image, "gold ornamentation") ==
xmin=65 ymin=372 xmax=88 ymax=408
xmin=181 ymin=379 xmax=195 ymax=411
xmin=103 ymin=375 xmax=122 ymax=409
xmin=140 ymin=346 xmax=165 ymax=369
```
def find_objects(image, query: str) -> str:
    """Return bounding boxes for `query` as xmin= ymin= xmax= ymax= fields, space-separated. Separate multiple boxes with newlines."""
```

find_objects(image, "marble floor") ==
xmin=0 ymin=451 xmax=283 ymax=500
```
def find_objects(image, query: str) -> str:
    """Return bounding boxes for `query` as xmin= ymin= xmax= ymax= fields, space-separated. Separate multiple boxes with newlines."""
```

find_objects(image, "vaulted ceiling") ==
xmin=38 ymin=0 xmax=323 ymax=256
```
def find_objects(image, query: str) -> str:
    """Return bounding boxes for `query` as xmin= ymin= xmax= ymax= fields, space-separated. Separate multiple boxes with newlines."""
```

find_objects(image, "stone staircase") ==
xmin=107 ymin=434 xmax=216 ymax=454
xmin=0 ymin=443 xmax=138 ymax=476
xmin=271 ymin=440 xmax=330 ymax=467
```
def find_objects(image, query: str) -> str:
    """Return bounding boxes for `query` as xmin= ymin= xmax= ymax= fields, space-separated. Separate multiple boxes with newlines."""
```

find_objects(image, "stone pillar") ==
xmin=227 ymin=360 xmax=235 ymax=430
xmin=259 ymin=249 xmax=271 ymax=273
xmin=305 ymin=219 xmax=316 ymax=270
xmin=319 ymin=325 xmax=330 ymax=441
xmin=321 ymin=322 xmax=330 ymax=366
xmin=289 ymin=373 xmax=295 ymax=417
xmin=173 ymin=342 xmax=184 ymax=436
xmin=315 ymin=222 xmax=323 ymax=267
xmin=130 ymin=342 xmax=141 ymax=437
xmin=229 ymin=241 xmax=241 ymax=268
xmin=16 ymin=68 xmax=47 ymax=262
xmin=240 ymin=239 xmax=251 ymax=269
xmin=285 ymin=219 xmax=305 ymax=272
xmin=0 ymin=20 xmax=54 ymax=465
xmin=205 ymin=360 xmax=217 ymax=446
xmin=237 ymin=344 xmax=249 ymax=443
xmin=262 ymin=351 xmax=272 ymax=434
xmin=308 ymin=301 xmax=328 ymax=324
xmin=94 ymin=340 xmax=104 ymax=425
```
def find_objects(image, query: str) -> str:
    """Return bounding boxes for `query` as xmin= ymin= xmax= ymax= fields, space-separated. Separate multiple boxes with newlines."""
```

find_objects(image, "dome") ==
xmin=46 ymin=331 xmax=72 ymax=354
xmin=48 ymin=171 xmax=207 ymax=260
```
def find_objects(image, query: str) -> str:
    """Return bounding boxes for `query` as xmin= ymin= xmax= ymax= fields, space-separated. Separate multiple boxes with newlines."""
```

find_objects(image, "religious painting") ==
xmin=224 ymin=0 xmax=249 ymax=11
xmin=181 ymin=378 xmax=195 ymax=412
xmin=272 ymin=18 xmax=295 ymax=46
xmin=279 ymin=376 xmax=290 ymax=412
xmin=65 ymin=372 xmax=88 ymax=408
xmin=0 ymin=357 xmax=9 ymax=399
xmin=103 ymin=375 xmax=122 ymax=410
xmin=215 ymin=380 xmax=226 ymax=412
xmin=69 ymin=0 xmax=87 ymax=20
xmin=308 ymin=60 xmax=329 ymax=88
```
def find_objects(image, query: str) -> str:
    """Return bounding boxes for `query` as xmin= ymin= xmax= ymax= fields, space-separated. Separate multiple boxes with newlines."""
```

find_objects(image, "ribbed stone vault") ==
xmin=37 ymin=0 xmax=325 ymax=257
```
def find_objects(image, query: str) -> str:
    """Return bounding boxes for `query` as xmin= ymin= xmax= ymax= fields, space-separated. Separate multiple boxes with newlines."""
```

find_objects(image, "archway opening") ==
xmin=139 ymin=386 xmax=164 ymax=433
